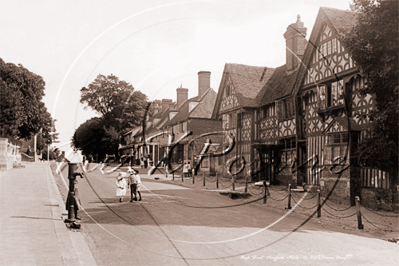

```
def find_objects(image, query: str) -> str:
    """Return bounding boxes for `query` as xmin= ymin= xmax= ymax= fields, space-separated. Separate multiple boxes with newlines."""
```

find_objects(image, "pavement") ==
xmin=0 ymin=162 xmax=97 ymax=266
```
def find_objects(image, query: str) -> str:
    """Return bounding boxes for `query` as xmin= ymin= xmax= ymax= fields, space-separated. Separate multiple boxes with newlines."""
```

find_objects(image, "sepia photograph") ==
xmin=0 ymin=0 xmax=398 ymax=265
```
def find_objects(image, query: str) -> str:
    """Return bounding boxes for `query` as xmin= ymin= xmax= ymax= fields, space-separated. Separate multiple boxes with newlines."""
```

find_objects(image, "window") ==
xmin=229 ymin=113 xmax=237 ymax=128
xmin=331 ymin=80 xmax=344 ymax=106
xmin=259 ymin=105 xmax=274 ymax=119
xmin=332 ymin=38 xmax=337 ymax=53
xmin=225 ymin=84 xmax=233 ymax=97
xmin=279 ymin=137 xmax=296 ymax=166
xmin=222 ymin=114 xmax=228 ymax=129
xmin=317 ymin=80 xmax=344 ymax=109
xmin=222 ymin=113 xmax=237 ymax=129
xmin=313 ymin=38 xmax=339 ymax=63
xmin=323 ymin=133 xmax=349 ymax=165
xmin=276 ymin=98 xmax=295 ymax=120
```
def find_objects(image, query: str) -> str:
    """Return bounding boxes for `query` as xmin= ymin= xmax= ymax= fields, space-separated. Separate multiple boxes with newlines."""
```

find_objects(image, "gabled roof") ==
xmin=256 ymin=65 xmax=299 ymax=106
xmin=321 ymin=7 xmax=356 ymax=35
xmin=322 ymin=117 xmax=362 ymax=134
xmin=163 ymin=88 xmax=216 ymax=127
xmin=212 ymin=63 xmax=275 ymax=118
xmin=292 ymin=7 xmax=356 ymax=96
xmin=227 ymin=63 xmax=275 ymax=108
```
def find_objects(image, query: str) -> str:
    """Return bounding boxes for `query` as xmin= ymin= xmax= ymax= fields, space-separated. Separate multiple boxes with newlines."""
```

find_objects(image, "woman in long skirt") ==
xmin=116 ymin=173 xmax=127 ymax=202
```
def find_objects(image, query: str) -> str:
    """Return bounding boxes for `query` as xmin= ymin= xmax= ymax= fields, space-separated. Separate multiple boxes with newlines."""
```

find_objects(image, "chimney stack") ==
xmin=284 ymin=15 xmax=307 ymax=72
xmin=162 ymin=99 xmax=173 ymax=111
xmin=198 ymin=71 xmax=211 ymax=97
xmin=176 ymin=87 xmax=188 ymax=108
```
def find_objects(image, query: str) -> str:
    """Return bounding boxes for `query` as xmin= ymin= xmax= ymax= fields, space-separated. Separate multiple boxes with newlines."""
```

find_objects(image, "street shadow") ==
xmin=11 ymin=215 xmax=61 ymax=221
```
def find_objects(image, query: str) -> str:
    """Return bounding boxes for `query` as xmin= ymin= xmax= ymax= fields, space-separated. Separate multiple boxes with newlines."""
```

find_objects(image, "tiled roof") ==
xmin=189 ymin=89 xmax=217 ymax=118
xmin=321 ymin=7 xmax=356 ymax=35
xmin=256 ymin=65 xmax=299 ymax=106
xmin=227 ymin=63 xmax=275 ymax=108
xmin=163 ymin=88 xmax=215 ymax=127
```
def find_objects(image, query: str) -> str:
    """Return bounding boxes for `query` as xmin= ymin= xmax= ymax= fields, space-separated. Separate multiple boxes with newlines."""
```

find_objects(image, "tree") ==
xmin=80 ymin=74 xmax=148 ymax=132
xmin=343 ymin=0 xmax=398 ymax=176
xmin=0 ymin=58 xmax=53 ymax=141
xmin=71 ymin=117 xmax=106 ymax=159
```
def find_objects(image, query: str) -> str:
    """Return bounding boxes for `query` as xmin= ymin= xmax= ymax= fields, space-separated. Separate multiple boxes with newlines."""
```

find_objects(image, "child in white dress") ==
xmin=116 ymin=173 xmax=128 ymax=202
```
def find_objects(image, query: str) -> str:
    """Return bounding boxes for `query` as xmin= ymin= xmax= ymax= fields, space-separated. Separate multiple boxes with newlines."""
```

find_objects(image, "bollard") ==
xmin=216 ymin=172 xmax=219 ymax=189
xmin=355 ymin=196 xmax=363 ymax=229
xmin=181 ymin=172 xmax=184 ymax=182
xmin=317 ymin=189 xmax=321 ymax=217
xmin=263 ymin=180 xmax=267 ymax=204
xmin=232 ymin=176 xmax=235 ymax=191
xmin=287 ymin=184 xmax=292 ymax=209
xmin=193 ymin=172 xmax=195 ymax=184
xmin=203 ymin=172 xmax=206 ymax=186
xmin=245 ymin=176 xmax=248 ymax=193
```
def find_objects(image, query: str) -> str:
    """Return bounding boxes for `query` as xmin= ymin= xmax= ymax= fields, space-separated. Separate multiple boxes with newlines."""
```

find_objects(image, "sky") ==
xmin=0 ymin=0 xmax=352 ymax=152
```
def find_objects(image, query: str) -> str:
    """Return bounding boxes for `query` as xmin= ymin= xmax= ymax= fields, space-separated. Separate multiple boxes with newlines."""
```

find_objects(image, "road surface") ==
xmin=57 ymin=164 xmax=398 ymax=265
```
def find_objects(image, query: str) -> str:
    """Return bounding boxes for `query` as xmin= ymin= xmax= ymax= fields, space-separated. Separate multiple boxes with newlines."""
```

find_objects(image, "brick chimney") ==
xmin=162 ymin=99 xmax=173 ymax=111
xmin=198 ymin=71 xmax=211 ymax=97
xmin=169 ymin=101 xmax=175 ymax=111
xmin=284 ymin=15 xmax=307 ymax=72
xmin=176 ymin=87 xmax=188 ymax=108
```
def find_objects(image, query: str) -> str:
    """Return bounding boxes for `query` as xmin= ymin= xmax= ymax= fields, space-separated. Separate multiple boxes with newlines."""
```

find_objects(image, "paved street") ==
xmin=0 ymin=162 xmax=96 ymax=266
xmin=54 ymin=163 xmax=398 ymax=265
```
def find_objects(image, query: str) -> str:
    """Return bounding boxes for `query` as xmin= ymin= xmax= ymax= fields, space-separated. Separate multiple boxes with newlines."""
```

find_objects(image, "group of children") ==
xmin=115 ymin=168 xmax=142 ymax=203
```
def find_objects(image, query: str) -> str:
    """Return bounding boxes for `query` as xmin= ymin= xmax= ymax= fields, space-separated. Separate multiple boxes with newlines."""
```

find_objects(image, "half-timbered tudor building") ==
xmin=211 ymin=8 xmax=380 ymax=206
xmin=212 ymin=63 xmax=275 ymax=177
xmin=253 ymin=15 xmax=305 ymax=186
xmin=292 ymin=7 xmax=376 ymax=205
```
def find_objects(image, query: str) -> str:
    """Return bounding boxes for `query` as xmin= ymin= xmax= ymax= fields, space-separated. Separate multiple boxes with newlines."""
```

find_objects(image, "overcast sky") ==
xmin=0 ymin=0 xmax=351 ymax=151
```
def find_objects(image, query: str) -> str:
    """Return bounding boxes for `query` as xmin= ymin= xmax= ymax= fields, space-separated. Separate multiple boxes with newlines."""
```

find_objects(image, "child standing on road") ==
xmin=135 ymin=170 xmax=142 ymax=201
xmin=127 ymin=168 xmax=142 ymax=201
xmin=116 ymin=172 xmax=128 ymax=203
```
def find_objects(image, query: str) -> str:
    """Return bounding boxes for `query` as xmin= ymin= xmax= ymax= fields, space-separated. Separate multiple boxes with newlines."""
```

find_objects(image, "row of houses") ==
xmin=119 ymin=7 xmax=391 ymax=206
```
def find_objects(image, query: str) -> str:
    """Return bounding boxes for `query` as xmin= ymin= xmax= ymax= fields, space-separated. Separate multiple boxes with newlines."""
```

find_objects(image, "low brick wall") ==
xmin=360 ymin=188 xmax=399 ymax=213
xmin=320 ymin=177 xmax=351 ymax=206
xmin=319 ymin=166 xmax=353 ymax=206
xmin=276 ymin=174 xmax=294 ymax=186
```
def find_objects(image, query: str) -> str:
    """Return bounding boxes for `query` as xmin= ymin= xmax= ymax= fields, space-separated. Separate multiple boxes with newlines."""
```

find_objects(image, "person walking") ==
xmin=115 ymin=172 xmax=128 ymax=203
xmin=140 ymin=157 xmax=145 ymax=169
xmin=143 ymin=155 xmax=148 ymax=169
